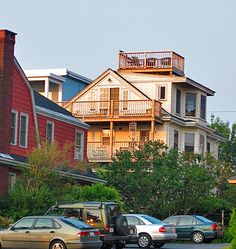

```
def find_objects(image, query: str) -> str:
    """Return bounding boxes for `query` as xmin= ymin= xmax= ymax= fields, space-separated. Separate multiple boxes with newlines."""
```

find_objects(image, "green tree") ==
xmin=229 ymin=209 xmax=236 ymax=249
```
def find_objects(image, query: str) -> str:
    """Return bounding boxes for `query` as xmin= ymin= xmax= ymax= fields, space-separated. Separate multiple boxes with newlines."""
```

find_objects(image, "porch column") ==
xmin=45 ymin=78 xmax=49 ymax=98
xmin=109 ymin=121 xmax=113 ymax=158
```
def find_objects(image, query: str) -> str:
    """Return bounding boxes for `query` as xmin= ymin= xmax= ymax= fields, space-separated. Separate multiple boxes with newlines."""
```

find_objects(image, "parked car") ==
xmin=0 ymin=216 xmax=102 ymax=249
xmin=123 ymin=214 xmax=177 ymax=248
xmin=46 ymin=201 xmax=137 ymax=249
xmin=163 ymin=215 xmax=223 ymax=243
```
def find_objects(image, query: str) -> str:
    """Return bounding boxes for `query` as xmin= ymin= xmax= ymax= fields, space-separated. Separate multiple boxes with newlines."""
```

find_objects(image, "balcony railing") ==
xmin=87 ymin=141 xmax=145 ymax=161
xmin=118 ymin=51 xmax=184 ymax=75
xmin=58 ymin=100 xmax=162 ymax=120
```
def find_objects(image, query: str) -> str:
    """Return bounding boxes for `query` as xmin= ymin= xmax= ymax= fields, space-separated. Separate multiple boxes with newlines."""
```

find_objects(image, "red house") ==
xmin=0 ymin=29 xmax=104 ymax=195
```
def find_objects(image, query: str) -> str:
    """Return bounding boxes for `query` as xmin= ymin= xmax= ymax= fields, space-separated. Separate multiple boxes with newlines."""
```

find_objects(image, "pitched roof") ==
xmin=33 ymin=91 xmax=73 ymax=117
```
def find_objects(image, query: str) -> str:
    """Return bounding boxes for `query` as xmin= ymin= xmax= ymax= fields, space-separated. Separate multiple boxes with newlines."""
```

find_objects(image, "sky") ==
xmin=1 ymin=0 xmax=236 ymax=124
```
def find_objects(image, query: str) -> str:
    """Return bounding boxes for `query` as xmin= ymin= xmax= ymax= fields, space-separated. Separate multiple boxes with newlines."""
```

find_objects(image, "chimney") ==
xmin=0 ymin=30 xmax=16 ymax=154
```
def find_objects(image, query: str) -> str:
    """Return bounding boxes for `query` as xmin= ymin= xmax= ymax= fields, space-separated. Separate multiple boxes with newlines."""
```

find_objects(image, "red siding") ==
xmin=9 ymin=64 xmax=37 ymax=156
xmin=37 ymin=114 xmax=88 ymax=164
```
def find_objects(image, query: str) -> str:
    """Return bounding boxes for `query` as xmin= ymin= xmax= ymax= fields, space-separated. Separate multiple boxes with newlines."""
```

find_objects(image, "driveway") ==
xmin=126 ymin=243 xmax=229 ymax=249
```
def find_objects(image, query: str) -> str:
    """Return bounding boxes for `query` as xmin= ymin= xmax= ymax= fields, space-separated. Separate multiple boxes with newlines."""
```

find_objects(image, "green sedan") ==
xmin=0 ymin=216 xmax=102 ymax=249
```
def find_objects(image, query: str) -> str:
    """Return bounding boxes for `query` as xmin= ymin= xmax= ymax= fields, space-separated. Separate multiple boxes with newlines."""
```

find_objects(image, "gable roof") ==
xmin=68 ymin=68 xmax=151 ymax=103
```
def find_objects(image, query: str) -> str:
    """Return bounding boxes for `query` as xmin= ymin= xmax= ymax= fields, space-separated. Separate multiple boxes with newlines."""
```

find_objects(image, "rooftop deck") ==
xmin=118 ymin=51 xmax=184 ymax=76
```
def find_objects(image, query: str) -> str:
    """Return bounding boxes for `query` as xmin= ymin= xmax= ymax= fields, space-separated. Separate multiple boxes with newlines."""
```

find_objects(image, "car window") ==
xmin=106 ymin=204 xmax=121 ymax=224
xmin=141 ymin=215 xmax=161 ymax=224
xmin=196 ymin=216 xmax=213 ymax=223
xmin=164 ymin=217 xmax=179 ymax=225
xmin=34 ymin=218 xmax=54 ymax=229
xmin=14 ymin=218 xmax=35 ymax=230
xmin=126 ymin=216 xmax=144 ymax=225
xmin=178 ymin=216 xmax=194 ymax=225
xmin=86 ymin=209 xmax=103 ymax=225
xmin=63 ymin=208 xmax=83 ymax=221
xmin=61 ymin=217 xmax=92 ymax=228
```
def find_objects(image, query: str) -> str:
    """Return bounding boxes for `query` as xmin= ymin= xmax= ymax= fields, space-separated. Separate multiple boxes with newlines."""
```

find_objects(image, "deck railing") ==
xmin=118 ymin=51 xmax=184 ymax=74
xmin=57 ymin=100 xmax=162 ymax=119
xmin=87 ymin=141 xmax=145 ymax=161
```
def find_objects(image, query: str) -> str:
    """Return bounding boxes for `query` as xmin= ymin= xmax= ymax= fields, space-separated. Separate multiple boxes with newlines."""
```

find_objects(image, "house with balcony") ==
xmin=0 ymin=29 xmax=104 ymax=195
xmin=60 ymin=51 xmax=223 ymax=162
xmin=24 ymin=68 xmax=91 ymax=102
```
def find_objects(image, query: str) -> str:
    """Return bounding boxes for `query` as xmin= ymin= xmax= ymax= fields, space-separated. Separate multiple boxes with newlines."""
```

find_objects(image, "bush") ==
xmin=229 ymin=209 xmax=236 ymax=249
xmin=0 ymin=216 xmax=14 ymax=229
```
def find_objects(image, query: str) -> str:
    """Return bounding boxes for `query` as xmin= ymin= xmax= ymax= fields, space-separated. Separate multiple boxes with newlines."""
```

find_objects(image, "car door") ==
xmin=28 ymin=218 xmax=57 ymax=249
xmin=126 ymin=216 xmax=144 ymax=234
xmin=2 ymin=217 xmax=35 ymax=249
xmin=175 ymin=216 xmax=195 ymax=239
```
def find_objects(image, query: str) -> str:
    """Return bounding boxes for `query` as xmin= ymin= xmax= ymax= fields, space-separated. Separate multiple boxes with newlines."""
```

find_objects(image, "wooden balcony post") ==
xmin=151 ymin=120 xmax=155 ymax=141
xmin=110 ymin=100 xmax=114 ymax=118
xmin=110 ymin=121 xmax=113 ymax=158
xmin=152 ymin=99 xmax=155 ymax=118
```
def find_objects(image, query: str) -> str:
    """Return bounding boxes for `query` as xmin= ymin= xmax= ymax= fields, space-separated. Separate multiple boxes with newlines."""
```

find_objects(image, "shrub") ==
xmin=229 ymin=209 xmax=236 ymax=249
xmin=0 ymin=216 xmax=14 ymax=229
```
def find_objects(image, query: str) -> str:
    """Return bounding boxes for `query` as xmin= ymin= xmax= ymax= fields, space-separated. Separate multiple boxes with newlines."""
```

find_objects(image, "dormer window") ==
xmin=185 ymin=92 xmax=196 ymax=117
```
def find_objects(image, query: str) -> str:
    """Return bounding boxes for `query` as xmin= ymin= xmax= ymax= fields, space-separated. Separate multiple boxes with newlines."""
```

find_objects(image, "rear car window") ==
xmin=106 ymin=204 xmax=121 ymax=223
xmin=141 ymin=215 xmax=161 ymax=224
xmin=86 ymin=209 xmax=102 ymax=225
xmin=196 ymin=216 xmax=213 ymax=223
xmin=47 ymin=208 xmax=83 ymax=221
xmin=61 ymin=217 xmax=92 ymax=228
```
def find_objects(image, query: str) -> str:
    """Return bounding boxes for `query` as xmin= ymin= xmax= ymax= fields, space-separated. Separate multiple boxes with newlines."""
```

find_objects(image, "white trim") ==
xmin=185 ymin=91 xmax=197 ymax=117
xmin=74 ymin=130 xmax=85 ymax=161
xmin=46 ymin=121 xmax=54 ymax=143
xmin=156 ymin=84 xmax=167 ymax=100
xmin=19 ymin=113 xmax=29 ymax=148
xmin=10 ymin=110 xmax=18 ymax=145
xmin=36 ymin=106 xmax=90 ymax=129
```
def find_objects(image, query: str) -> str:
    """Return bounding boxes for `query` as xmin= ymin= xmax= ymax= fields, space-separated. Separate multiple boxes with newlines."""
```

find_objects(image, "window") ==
xmin=10 ymin=111 xmax=18 ymax=145
xmin=129 ymin=122 xmax=137 ymax=141
xmin=89 ymin=90 xmax=97 ymax=111
xmin=164 ymin=217 xmax=179 ymax=226
xmin=34 ymin=218 xmax=54 ymax=229
xmin=46 ymin=121 xmax=54 ymax=143
xmin=185 ymin=92 xmax=196 ymax=116
xmin=86 ymin=209 xmax=102 ymax=225
xmin=102 ymin=129 xmax=110 ymax=143
xmin=178 ymin=216 xmax=195 ymax=226
xmin=185 ymin=133 xmax=195 ymax=152
xmin=100 ymin=88 xmax=109 ymax=113
xmin=200 ymin=95 xmax=207 ymax=120
xmin=199 ymin=134 xmax=205 ymax=155
xmin=74 ymin=131 xmax=84 ymax=161
xmin=14 ymin=218 xmax=35 ymax=230
xmin=158 ymin=86 xmax=166 ymax=100
xmin=176 ymin=89 xmax=181 ymax=114
xmin=207 ymin=142 xmax=211 ymax=153
xmin=19 ymin=113 xmax=28 ymax=148
xmin=123 ymin=90 xmax=128 ymax=110
xmin=126 ymin=216 xmax=144 ymax=225
xmin=8 ymin=173 xmax=16 ymax=190
xmin=174 ymin=130 xmax=179 ymax=149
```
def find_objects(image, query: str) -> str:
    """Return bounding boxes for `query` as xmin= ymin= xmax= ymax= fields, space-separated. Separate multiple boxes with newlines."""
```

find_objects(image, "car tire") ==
xmin=50 ymin=240 xmax=67 ymax=249
xmin=153 ymin=242 xmax=165 ymax=248
xmin=192 ymin=231 xmax=205 ymax=243
xmin=114 ymin=215 xmax=128 ymax=235
xmin=138 ymin=233 xmax=152 ymax=248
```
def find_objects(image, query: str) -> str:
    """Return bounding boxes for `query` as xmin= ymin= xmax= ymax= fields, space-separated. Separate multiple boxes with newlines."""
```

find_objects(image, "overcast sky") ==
xmin=1 ymin=0 xmax=236 ymax=124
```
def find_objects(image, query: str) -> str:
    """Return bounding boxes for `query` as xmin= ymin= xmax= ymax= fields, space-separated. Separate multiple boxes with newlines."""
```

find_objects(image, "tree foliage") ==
xmin=98 ymin=140 xmax=235 ymax=219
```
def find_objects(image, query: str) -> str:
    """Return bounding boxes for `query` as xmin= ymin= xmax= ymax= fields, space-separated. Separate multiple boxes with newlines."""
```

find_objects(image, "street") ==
xmin=126 ymin=243 xmax=230 ymax=249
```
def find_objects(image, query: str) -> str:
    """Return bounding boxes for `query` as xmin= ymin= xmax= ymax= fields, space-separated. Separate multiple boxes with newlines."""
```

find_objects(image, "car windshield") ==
xmin=60 ymin=217 xmax=92 ymax=228
xmin=141 ymin=215 xmax=162 ymax=224
xmin=196 ymin=216 xmax=213 ymax=223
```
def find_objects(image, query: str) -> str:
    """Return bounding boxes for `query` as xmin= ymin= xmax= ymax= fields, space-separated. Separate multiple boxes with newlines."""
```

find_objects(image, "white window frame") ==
xmin=8 ymin=172 xmax=16 ymax=190
xmin=10 ymin=110 xmax=18 ymax=145
xmin=184 ymin=132 xmax=195 ymax=152
xmin=185 ymin=92 xmax=197 ymax=117
xmin=46 ymin=121 xmax=54 ymax=143
xmin=156 ymin=85 xmax=167 ymax=100
xmin=19 ymin=113 xmax=29 ymax=148
xmin=74 ymin=130 xmax=84 ymax=161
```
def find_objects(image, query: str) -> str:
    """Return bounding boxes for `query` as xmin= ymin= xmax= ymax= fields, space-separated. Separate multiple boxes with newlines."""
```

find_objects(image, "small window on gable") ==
xmin=19 ymin=113 xmax=29 ymax=148
xmin=157 ymin=86 xmax=166 ymax=100
xmin=10 ymin=111 xmax=18 ymax=145
xmin=75 ymin=131 xmax=84 ymax=161
xmin=46 ymin=121 xmax=54 ymax=143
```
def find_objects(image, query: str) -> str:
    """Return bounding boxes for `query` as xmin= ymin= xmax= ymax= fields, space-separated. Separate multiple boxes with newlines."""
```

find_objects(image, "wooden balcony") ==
xmin=58 ymin=99 xmax=162 ymax=122
xmin=118 ymin=51 xmax=184 ymax=76
xmin=87 ymin=141 xmax=145 ymax=162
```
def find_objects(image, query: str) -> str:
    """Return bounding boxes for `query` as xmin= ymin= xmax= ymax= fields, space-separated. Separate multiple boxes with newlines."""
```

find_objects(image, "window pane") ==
xmin=34 ymin=218 xmax=53 ymax=229
xmin=185 ymin=93 xmax=196 ymax=116
xmin=159 ymin=86 xmax=166 ymax=99
xmin=86 ymin=209 xmax=103 ymax=225
xmin=46 ymin=123 xmax=53 ymax=142
xmin=20 ymin=115 xmax=27 ymax=147
xmin=178 ymin=216 xmax=194 ymax=225
xmin=200 ymin=135 xmax=205 ymax=155
xmin=10 ymin=112 xmax=17 ymax=144
xmin=200 ymin=95 xmax=206 ymax=119
xmin=185 ymin=133 xmax=195 ymax=152
xmin=174 ymin=130 xmax=179 ymax=148
xmin=126 ymin=216 xmax=140 ymax=225
xmin=14 ymin=218 xmax=35 ymax=229
xmin=75 ymin=132 xmax=84 ymax=160
xmin=176 ymin=89 xmax=181 ymax=114
xmin=207 ymin=142 xmax=211 ymax=153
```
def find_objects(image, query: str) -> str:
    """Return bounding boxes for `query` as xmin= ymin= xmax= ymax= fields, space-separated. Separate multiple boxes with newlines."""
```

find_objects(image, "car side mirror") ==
xmin=8 ymin=224 xmax=14 ymax=231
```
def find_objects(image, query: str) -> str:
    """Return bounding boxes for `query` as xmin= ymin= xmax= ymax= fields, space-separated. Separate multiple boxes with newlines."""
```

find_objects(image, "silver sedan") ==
xmin=123 ymin=214 xmax=177 ymax=248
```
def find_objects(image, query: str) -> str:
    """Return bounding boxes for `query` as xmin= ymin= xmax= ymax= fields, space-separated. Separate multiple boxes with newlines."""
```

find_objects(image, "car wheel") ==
xmin=50 ymin=240 xmax=67 ymax=249
xmin=153 ymin=242 xmax=165 ymax=248
xmin=192 ymin=231 xmax=204 ymax=243
xmin=138 ymin=233 xmax=152 ymax=248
